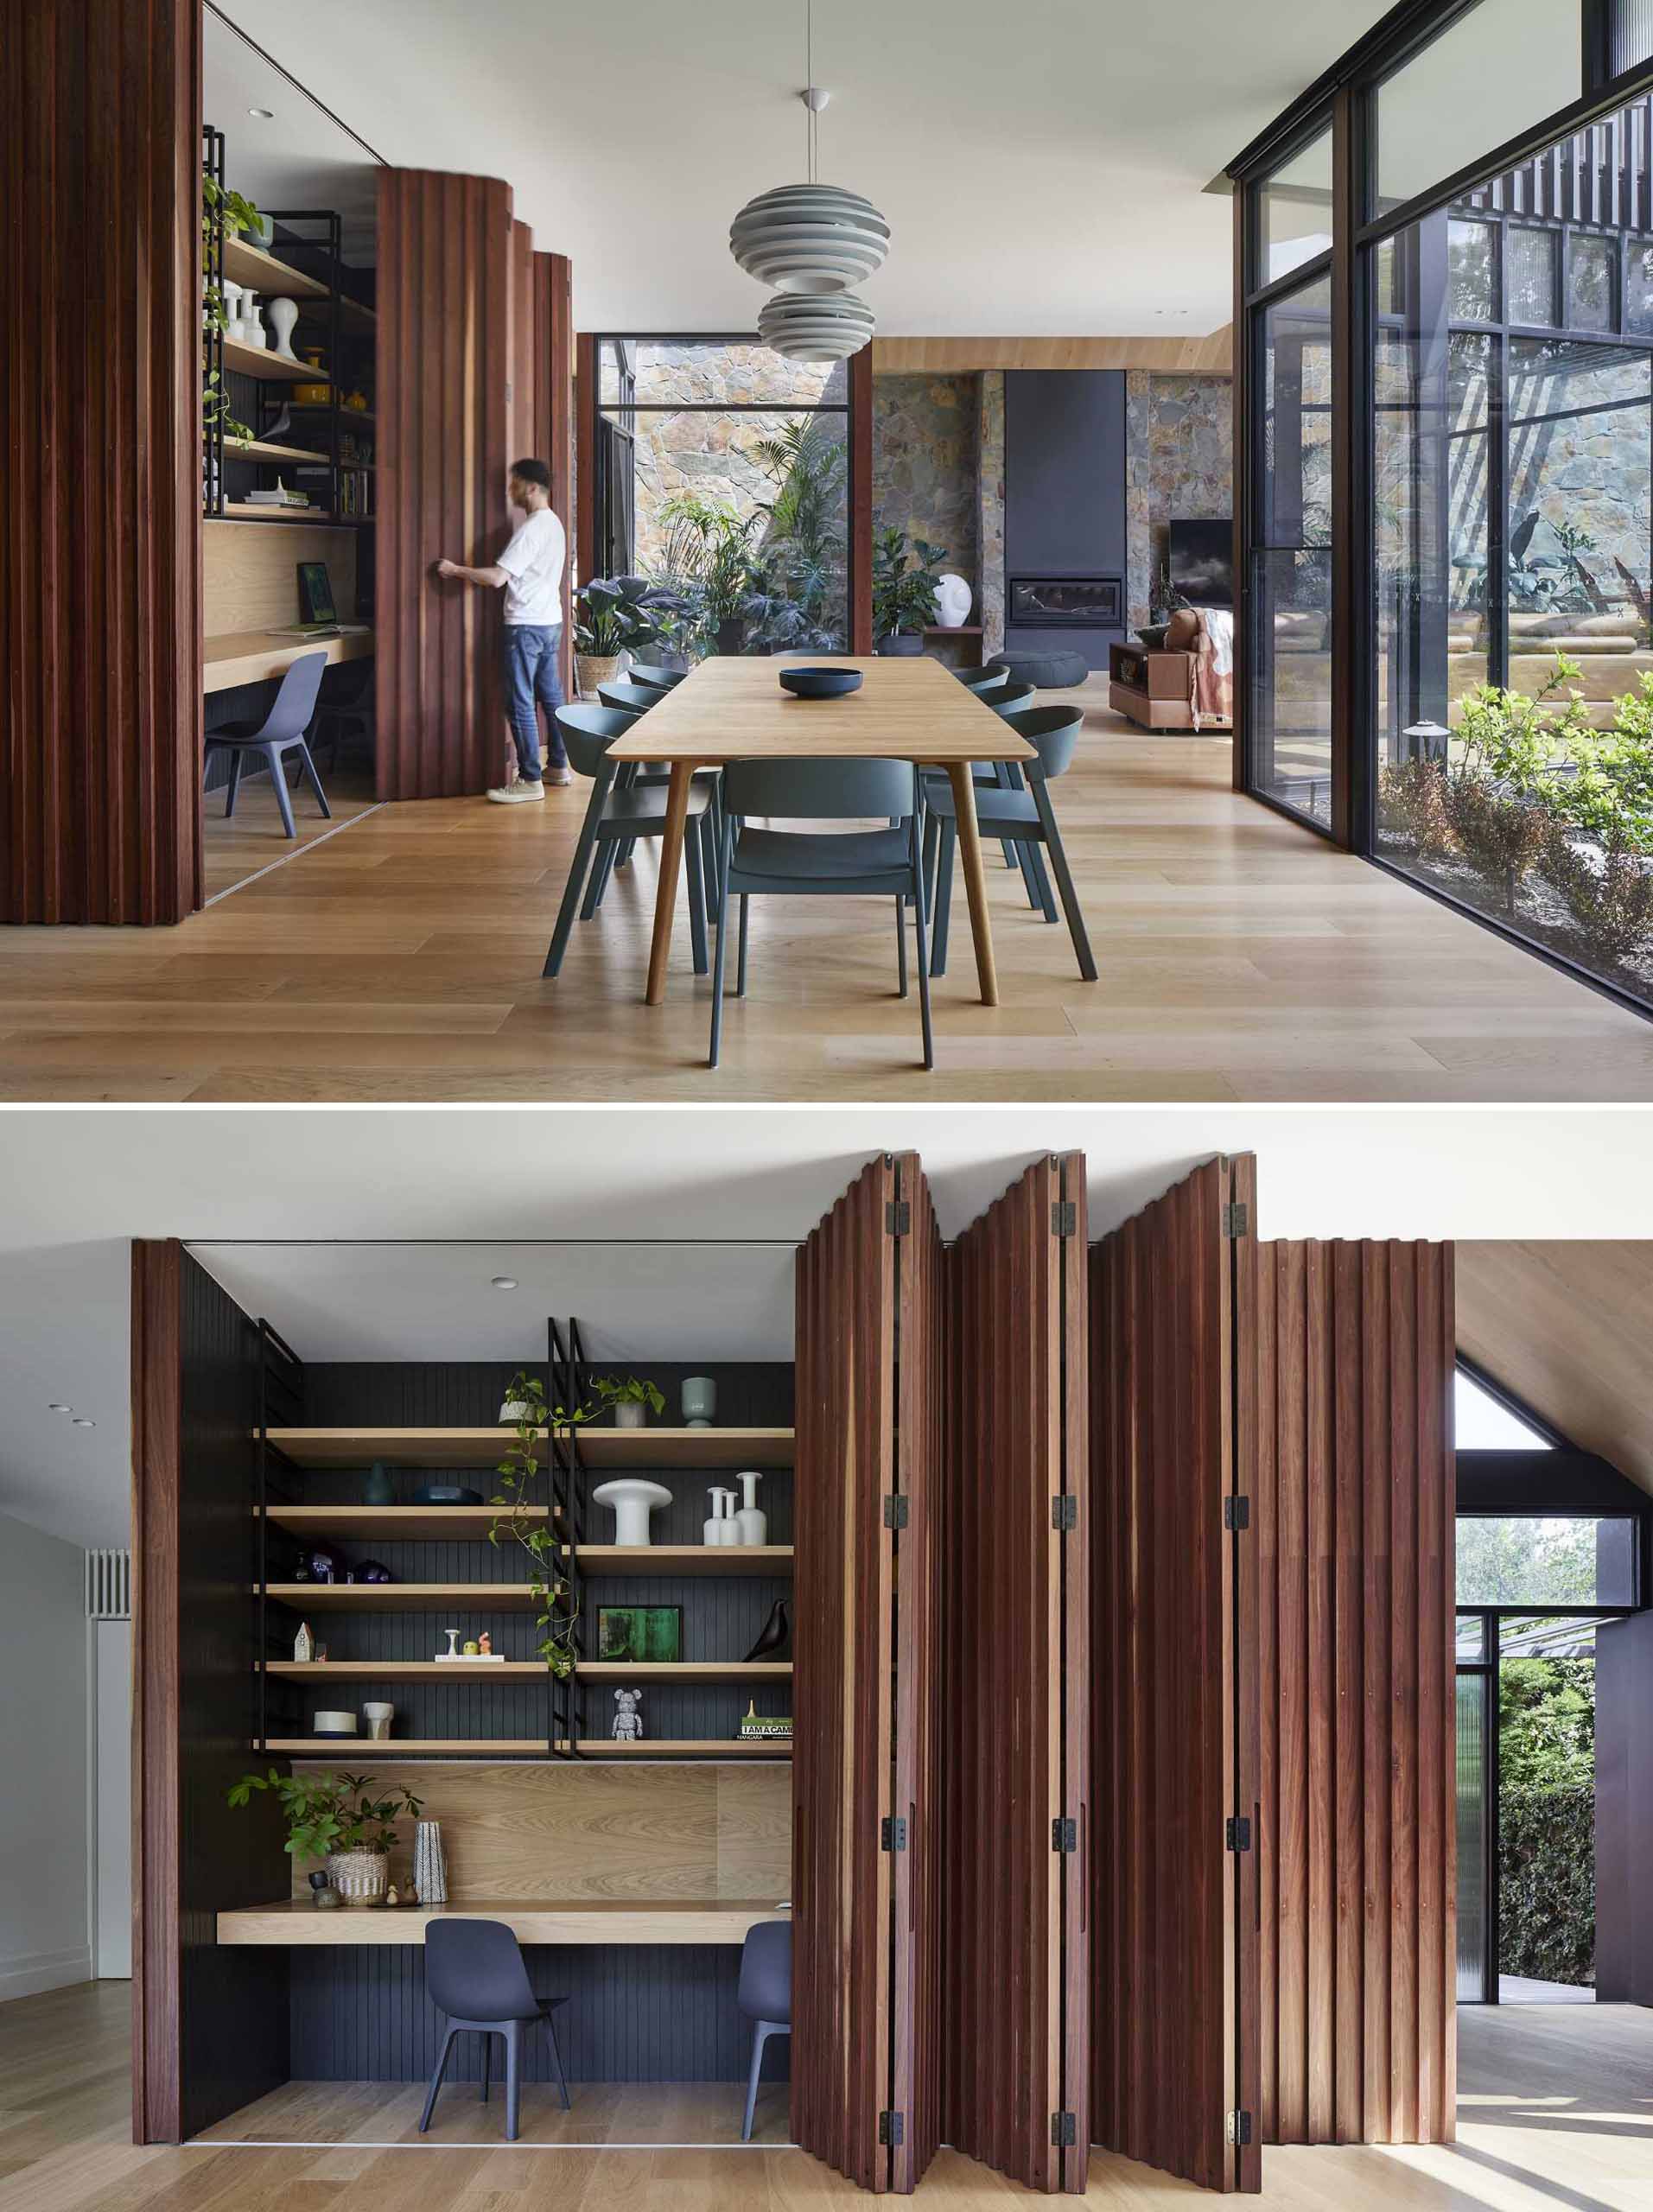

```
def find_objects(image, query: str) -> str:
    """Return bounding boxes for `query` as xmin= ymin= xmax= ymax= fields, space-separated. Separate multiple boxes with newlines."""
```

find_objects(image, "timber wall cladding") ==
xmin=1089 ymin=1156 xmax=1259 ymax=2195
xmin=1249 ymin=1238 xmax=1456 ymax=2149
xmin=377 ymin=169 xmax=514 ymax=799
xmin=942 ymin=1157 xmax=1089 ymax=2196
xmin=3 ymin=0 xmax=201 ymax=924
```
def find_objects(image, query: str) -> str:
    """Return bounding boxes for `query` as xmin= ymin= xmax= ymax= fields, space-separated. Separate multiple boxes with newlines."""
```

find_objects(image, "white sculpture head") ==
xmin=933 ymin=573 xmax=972 ymax=628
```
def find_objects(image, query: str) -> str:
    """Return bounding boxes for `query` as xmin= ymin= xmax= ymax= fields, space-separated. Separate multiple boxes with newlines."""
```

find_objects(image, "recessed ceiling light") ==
xmin=248 ymin=105 xmax=274 ymax=119
xmin=72 ymin=1417 xmax=95 ymax=1428
xmin=48 ymin=1402 xmax=71 ymax=1414
xmin=491 ymin=1276 xmax=518 ymax=1291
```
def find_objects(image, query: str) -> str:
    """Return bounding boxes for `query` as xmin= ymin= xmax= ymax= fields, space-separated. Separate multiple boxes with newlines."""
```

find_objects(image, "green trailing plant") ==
xmin=872 ymin=526 xmax=948 ymax=640
xmin=226 ymin=1769 xmax=423 ymax=1859
xmin=592 ymin=1373 xmax=666 ymax=1417
xmin=488 ymin=1370 xmax=595 ymax=1678
xmin=200 ymin=170 xmax=259 ymax=448
xmin=574 ymin=575 xmax=657 ymax=659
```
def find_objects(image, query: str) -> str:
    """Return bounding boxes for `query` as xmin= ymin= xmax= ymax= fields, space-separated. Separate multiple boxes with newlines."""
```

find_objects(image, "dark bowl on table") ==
xmin=779 ymin=666 xmax=863 ymax=700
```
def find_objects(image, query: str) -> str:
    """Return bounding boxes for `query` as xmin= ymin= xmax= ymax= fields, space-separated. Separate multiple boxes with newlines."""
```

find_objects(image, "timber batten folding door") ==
xmin=1090 ymin=1157 xmax=1261 ymax=2193
xmin=942 ymin=1157 xmax=1090 ymax=2195
xmin=793 ymin=1156 xmax=943 ymax=2192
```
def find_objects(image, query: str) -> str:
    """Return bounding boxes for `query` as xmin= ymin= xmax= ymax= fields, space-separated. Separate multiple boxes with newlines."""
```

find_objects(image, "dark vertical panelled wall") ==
xmin=3 ymin=0 xmax=201 ymax=924
xmin=377 ymin=168 xmax=514 ymax=799
xmin=942 ymin=1157 xmax=1090 ymax=2195
xmin=132 ymin=1242 xmax=290 ymax=2143
xmin=1089 ymin=1157 xmax=1261 ymax=2194
xmin=1249 ymin=1238 xmax=1456 ymax=2148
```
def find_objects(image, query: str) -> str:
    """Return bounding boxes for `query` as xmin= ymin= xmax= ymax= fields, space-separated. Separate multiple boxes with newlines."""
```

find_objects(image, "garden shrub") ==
xmin=1443 ymin=778 xmax=1550 ymax=914
xmin=1497 ymin=1779 xmax=1594 ymax=1987
xmin=1539 ymin=823 xmax=1653 ymax=967
xmin=1379 ymin=757 xmax=1455 ymax=858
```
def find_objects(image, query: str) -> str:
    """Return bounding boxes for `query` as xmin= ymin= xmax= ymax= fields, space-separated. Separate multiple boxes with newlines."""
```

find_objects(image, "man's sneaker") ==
xmin=486 ymin=780 xmax=544 ymax=804
xmin=545 ymin=766 xmax=572 ymax=787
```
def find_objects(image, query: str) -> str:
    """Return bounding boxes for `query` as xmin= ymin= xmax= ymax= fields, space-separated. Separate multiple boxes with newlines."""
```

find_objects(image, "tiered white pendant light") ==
xmin=729 ymin=5 xmax=887 ymax=361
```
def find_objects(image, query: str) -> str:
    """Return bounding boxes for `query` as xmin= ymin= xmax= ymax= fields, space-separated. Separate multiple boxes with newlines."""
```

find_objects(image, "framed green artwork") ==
xmin=596 ymin=1605 xmax=683 ymax=1663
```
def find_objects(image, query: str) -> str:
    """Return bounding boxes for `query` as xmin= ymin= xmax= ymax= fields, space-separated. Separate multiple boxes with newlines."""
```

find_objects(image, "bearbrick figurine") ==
xmin=612 ymin=1687 xmax=645 ymax=1742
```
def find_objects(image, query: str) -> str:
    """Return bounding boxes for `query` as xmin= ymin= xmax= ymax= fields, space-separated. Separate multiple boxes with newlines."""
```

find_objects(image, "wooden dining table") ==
xmin=607 ymin=652 xmax=1037 ymax=1007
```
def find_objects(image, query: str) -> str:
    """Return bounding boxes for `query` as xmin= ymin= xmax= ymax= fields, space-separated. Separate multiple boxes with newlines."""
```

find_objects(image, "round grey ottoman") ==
xmin=985 ymin=650 xmax=1090 ymax=690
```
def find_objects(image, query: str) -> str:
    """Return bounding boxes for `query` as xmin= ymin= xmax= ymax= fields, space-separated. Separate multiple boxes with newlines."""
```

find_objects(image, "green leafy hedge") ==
xmin=1497 ymin=1779 xmax=1594 ymax=1986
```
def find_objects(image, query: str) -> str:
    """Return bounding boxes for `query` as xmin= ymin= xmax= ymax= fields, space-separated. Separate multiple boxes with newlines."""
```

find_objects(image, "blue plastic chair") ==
xmin=925 ymin=704 xmax=1096 ymax=982
xmin=738 ymin=1920 xmax=792 ymax=2142
xmin=203 ymin=650 xmax=330 ymax=839
xmin=709 ymin=757 xmax=934 ymax=1071
xmin=417 ymin=1918 xmax=571 ymax=2142
xmin=542 ymin=705 xmax=719 ymax=979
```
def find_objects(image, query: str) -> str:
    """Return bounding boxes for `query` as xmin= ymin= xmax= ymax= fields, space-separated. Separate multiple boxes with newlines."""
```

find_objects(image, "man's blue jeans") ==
xmin=502 ymin=623 xmax=565 ymax=781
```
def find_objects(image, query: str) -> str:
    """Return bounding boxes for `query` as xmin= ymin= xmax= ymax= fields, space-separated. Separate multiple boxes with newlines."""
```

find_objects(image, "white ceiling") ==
xmin=6 ymin=1105 xmax=1653 ymax=1551
xmin=207 ymin=0 xmax=1393 ymax=334
xmin=205 ymin=9 xmax=379 ymax=261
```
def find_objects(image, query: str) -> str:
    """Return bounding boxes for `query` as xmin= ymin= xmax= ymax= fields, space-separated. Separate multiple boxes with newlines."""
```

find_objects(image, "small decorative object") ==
xmin=479 ymin=1631 xmax=493 ymax=1656
xmin=293 ymin=349 xmax=329 ymax=404
xmin=738 ymin=1702 xmax=793 ymax=1741
xmin=265 ymin=296 xmax=299 ymax=360
xmin=681 ymin=1376 xmax=716 ymax=1428
xmin=703 ymin=1488 xmax=727 ymax=1547
xmin=345 ymin=386 xmax=370 ymax=412
xmin=411 ymin=1484 xmax=483 ymax=1506
xmin=315 ymin=1642 xmax=329 ymax=1662
xmin=778 ymin=665 xmax=863 ymax=700
xmin=245 ymin=210 xmax=276 ymax=249
xmin=734 ymin=1471 xmax=767 ymax=1547
xmin=362 ymin=1701 xmax=394 ymax=1741
xmin=499 ymin=1389 xmax=532 ymax=1422
xmin=592 ymin=1476 xmax=673 ymax=1547
xmin=327 ymin=1848 xmax=389 ymax=1908
xmin=414 ymin=1820 xmax=448 ymax=1905
xmin=441 ymin=1628 xmax=461 ymax=1661
xmin=239 ymin=293 xmax=266 ymax=348
xmin=220 ymin=279 xmax=245 ymax=339
xmin=313 ymin=1710 xmax=358 ymax=1738
xmin=744 ymin=1599 xmax=792 ymax=1662
xmin=309 ymin=1870 xmax=340 ymax=1910
xmin=356 ymin=1560 xmax=393 ymax=1584
xmin=462 ymin=1638 xmax=480 ymax=1656
xmin=933 ymin=573 xmax=972 ymax=629
xmin=294 ymin=1620 xmax=315 ymax=1663
xmin=612 ymin=1688 xmax=645 ymax=1742
xmin=385 ymin=1882 xmax=399 ymax=1908
xmin=304 ymin=1544 xmax=340 ymax=1584
xmin=594 ymin=1374 xmax=666 ymax=1431
xmin=715 ymin=1488 xmax=741 ymax=1545
xmin=364 ymin=1460 xmax=395 ymax=1506
xmin=598 ymin=1605 xmax=683 ymax=1663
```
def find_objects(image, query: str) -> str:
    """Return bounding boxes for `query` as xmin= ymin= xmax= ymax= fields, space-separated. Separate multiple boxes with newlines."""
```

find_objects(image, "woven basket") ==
xmin=326 ymin=1848 xmax=389 ymax=1909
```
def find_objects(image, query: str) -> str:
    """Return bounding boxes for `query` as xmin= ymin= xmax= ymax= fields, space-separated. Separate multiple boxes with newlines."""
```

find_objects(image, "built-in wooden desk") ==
xmin=204 ymin=628 xmax=374 ymax=694
xmin=218 ymin=1898 xmax=787 ymax=1947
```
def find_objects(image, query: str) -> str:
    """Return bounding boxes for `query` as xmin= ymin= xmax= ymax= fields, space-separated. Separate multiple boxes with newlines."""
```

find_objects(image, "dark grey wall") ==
xmin=1004 ymin=369 xmax=1126 ymax=670
xmin=1596 ymin=1610 xmax=1653 ymax=2005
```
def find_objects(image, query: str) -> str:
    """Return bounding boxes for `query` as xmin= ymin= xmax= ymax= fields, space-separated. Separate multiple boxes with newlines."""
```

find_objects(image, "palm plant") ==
xmin=747 ymin=416 xmax=848 ymax=652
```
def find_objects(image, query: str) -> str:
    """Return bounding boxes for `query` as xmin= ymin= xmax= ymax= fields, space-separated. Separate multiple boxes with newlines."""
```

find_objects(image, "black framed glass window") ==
xmin=1458 ymin=1514 xmax=1641 ymax=1606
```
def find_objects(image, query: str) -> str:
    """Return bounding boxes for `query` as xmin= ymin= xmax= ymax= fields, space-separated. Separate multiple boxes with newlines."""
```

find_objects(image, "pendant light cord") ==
xmin=807 ymin=0 xmax=817 ymax=183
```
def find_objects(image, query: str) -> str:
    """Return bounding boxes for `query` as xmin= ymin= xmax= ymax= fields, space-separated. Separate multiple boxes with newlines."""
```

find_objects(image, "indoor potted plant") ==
xmin=226 ymin=1768 xmax=423 ymax=1908
xmin=594 ymin=1372 xmax=667 ymax=1430
xmin=658 ymin=494 xmax=758 ymax=655
xmin=873 ymin=527 xmax=948 ymax=656
xmin=574 ymin=575 xmax=656 ymax=696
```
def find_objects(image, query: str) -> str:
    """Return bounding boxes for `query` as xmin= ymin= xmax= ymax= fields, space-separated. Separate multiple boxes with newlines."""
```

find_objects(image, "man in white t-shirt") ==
xmin=436 ymin=458 xmax=569 ymax=803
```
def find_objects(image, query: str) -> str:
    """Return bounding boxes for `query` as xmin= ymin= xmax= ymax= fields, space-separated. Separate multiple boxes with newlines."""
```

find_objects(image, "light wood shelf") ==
xmin=264 ymin=1426 xmax=794 ymax=1471
xmin=222 ymin=235 xmax=328 ymax=299
xmin=226 ymin=437 xmax=332 ymax=466
xmin=219 ymin=1899 xmax=787 ymax=1944
xmin=266 ymin=1660 xmax=545 ymax=1680
xmin=575 ymin=1544 xmax=792 ymax=1577
xmin=222 ymin=502 xmax=334 ymax=521
xmin=265 ymin=1504 xmax=555 ymax=1540
xmin=220 ymin=336 xmax=318 ymax=383
xmin=263 ymin=1582 xmax=545 ymax=1612
xmin=261 ymin=1738 xmax=548 ymax=1757
xmin=577 ymin=1661 xmax=792 ymax=1683
xmin=289 ymin=403 xmax=374 ymax=426
xmin=567 ymin=1738 xmax=791 ymax=1759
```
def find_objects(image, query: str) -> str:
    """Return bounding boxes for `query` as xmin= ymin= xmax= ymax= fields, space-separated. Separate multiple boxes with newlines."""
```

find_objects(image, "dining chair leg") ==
xmin=923 ymin=807 xmax=940 ymax=906
xmin=1033 ymin=785 xmax=1098 ymax=982
xmin=264 ymin=743 xmax=298 ymax=838
xmin=295 ymin=741 xmax=333 ymax=819
xmin=582 ymin=837 xmax=620 ymax=920
xmin=418 ymin=2023 xmax=458 ymax=2133
xmin=709 ymin=821 xmax=734 ymax=1069
xmin=992 ymin=761 xmax=1020 ymax=874
xmin=736 ymin=895 xmax=750 ymax=997
xmin=543 ymin=791 xmax=607 ymax=977
xmin=683 ymin=815 xmax=709 ymax=977
xmin=1002 ymin=765 xmax=1049 ymax=912
xmin=480 ymin=2032 xmax=491 ymax=2103
xmin=544 ymin=2005 xmax=572 ymax=2111
xmin=911 ymin=845 xmax=935 ymax=1072
xmin=700 ymin=810 xmax=719 ymax=928
xmin=929 ymin=819 xmax=956 ymax=976
xmin=504 ymin=2018 xmax=522 ymax=2143
xmin=223 ymin=747 xmax=244 ymax=819
xmin=895 ymin=896 xmax=908 ymax=997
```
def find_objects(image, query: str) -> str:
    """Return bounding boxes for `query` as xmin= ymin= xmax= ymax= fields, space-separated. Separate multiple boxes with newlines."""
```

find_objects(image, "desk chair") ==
xmin=203 ymin=651 xmax=330 ymax=839
xmin=418 ymin=1918 xmax=571 ymax=2143
xmin=312 ymin=659 xmax=374 ymax=774
xmin=738 ymin=1921 xmax=792 ymax=2143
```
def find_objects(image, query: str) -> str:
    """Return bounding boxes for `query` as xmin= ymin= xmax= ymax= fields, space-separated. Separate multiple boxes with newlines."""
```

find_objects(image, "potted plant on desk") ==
xmin=874 ymin=526 xmax=948 ymax=657
xmin=226 ymin=1770 xmax=424 ymax=1908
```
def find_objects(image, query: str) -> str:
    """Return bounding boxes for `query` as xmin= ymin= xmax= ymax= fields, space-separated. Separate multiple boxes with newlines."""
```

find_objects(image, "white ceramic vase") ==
xmin=266 ymin=296 xmax=299 ymax=360
xmin=219 ymin=281 xmax=245 ymax=340
xmin=593 ymin=1477 xmax=672 ymax=1546
xmin=933 ymin=573 xmax=972 ymax=628
xmin=361 ymin=1701 xmax=394 ymax=1741
xmin=240 ymin=293 xmax=266 ymax=347
xmin=734 ymin=1471 xmax=767 ymax=1547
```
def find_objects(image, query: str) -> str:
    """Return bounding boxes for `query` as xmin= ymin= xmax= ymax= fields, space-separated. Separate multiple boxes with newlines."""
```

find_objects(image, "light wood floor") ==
xmin=5 ymin=1981 xmax=1653 ymax=2208
xmin=7 ymin=683 xmax=1653 ymax=1101
xmin=201 ymin=754 xmax=380 ymax=903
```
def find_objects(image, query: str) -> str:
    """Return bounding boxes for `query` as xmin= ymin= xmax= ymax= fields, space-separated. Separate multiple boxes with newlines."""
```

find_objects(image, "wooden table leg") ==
xmin=947 ymin=761 xmax=1000 ymax=1007
xmin=645 ymin=760 xmax=695 ymax=1007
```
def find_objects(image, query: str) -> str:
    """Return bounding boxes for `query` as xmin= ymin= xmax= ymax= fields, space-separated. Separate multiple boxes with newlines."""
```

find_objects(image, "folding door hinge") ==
xmin=1225 ymin=1815 xmax=1252 ymax=1853
xmin=886 ymin=1199 xmax=911 ymax=1236
xmin=883 ymin=1492 xmax=910 ymax=1530
xmin=879 ymin=2109 xmax=905 ymax=2146
xmin=1227 ymin=2109 xmax=1254 ymax=2146
xmin=1051 ymin=1199 xmax=1078 ymax=1236
xmin=1050 ymin=2110 xmax=1078 ymax=2147
xmin=1052 ymin=1494 xmax=1078 ymax=1531
xmin=881 ymin=1815 xmax=908 ymax=1853
xmin=1222 ymin=1201 xmax=1249 ymax=1238
xmin=1224 ymin=1495 xmax=1250 ymax=1532
xmin=1052 ymin=1816 xmax=1078 ymax=1853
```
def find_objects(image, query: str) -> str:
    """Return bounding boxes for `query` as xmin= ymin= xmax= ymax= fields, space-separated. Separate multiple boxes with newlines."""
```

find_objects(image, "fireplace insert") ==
xmin=1008 ymin=575 xmax=1123 ymax=628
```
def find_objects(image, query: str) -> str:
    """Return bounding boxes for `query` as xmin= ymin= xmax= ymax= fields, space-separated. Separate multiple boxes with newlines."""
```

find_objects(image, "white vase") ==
xmin=219 ymin=281 xmax=245 ymax=340
xmin=593 ymin=1477 xmax=673 ymax=1546
xmin=933 ymin=573 xmax=972 ymax=628
xmin=734 ymin=1471 xmax=767 ymax=1548
xmin=715 ymin=1488 xmax=741 ymax=1546
xmin=266 ymin=296 xmax=299 ymax=360
xmin=703 ymin=1489 xmax=724 ymax=1547
xmin=240 ymin=293 xmax=266 ymax=347
xmin=361 ymin=1701 xmax=394 ymax=1741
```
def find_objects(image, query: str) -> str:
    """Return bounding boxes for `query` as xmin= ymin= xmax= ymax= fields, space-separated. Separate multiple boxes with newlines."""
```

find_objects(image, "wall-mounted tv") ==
xmin=1169 ymin=518 xmax=1234 ymax=609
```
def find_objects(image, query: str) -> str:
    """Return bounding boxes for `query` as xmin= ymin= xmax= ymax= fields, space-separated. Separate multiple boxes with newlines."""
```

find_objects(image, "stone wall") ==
xmin=978 ymin=372 xmax=1005 ymax=657
xmin=871 ymin=374 xmax=980 ymax=614
xmin=1124 ymin=372 xmax=1233 ymax=629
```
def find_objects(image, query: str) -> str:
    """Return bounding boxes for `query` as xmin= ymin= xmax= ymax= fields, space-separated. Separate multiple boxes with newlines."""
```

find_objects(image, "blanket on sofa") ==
xmin=1190 ymin=607 xmax=1235 ymax=731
